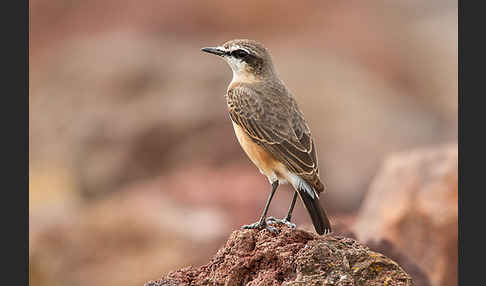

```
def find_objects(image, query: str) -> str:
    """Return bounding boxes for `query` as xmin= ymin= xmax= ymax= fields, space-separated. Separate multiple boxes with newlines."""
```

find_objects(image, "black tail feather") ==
xmin=296 ymin=186 xmax=331 ymax=235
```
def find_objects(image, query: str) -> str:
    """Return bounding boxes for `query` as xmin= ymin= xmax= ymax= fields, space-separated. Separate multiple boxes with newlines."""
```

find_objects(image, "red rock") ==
xmin=146 ymin=226 xmax=413 ymax=286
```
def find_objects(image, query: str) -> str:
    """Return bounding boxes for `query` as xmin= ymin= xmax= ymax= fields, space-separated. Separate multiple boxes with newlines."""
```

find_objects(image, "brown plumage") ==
xmin=202 ymin=39 xmax=331 ymax=235
xmin=227 ymin=82 xmax=326 ymax=194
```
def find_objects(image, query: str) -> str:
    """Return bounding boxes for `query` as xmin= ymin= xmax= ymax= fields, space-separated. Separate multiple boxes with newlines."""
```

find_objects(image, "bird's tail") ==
xmin=296 ymin=180 xmax=331 ymax=235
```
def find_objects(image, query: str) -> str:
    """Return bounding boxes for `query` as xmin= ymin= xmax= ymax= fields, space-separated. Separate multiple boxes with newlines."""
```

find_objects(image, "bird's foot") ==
xmin=241 ymin=220 xmax=280 ymax=234
xmin=266 ymin=216 xmax=296 ymax=229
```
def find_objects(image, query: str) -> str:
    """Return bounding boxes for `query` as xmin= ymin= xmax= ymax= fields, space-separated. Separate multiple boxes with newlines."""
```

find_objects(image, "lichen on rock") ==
xmin=145 ymin=225 xmax=413 ymax=286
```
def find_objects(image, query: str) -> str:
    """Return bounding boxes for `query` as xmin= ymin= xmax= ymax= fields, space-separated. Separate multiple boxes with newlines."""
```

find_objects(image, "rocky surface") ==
xmin=366 ymin=239 xmax=430 ymax=286
xmin=353 ymin=144 xmax=457 ymax=286
xmin=145 ymin=225 xmax=413 ymax=286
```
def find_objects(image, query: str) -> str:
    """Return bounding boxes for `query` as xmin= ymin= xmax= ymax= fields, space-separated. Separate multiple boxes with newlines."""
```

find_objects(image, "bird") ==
xmin=201 ymin=39 xmax=331 ymax=235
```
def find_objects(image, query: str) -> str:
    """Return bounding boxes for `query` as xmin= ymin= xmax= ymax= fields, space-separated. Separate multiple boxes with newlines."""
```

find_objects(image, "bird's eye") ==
xmin=232 ymin=49 xmax=249 ymax=58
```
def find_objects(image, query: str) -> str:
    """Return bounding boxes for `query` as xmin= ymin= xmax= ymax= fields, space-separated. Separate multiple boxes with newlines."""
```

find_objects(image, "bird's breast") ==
xmin=232 ymin=121 xmax=288 ymax=183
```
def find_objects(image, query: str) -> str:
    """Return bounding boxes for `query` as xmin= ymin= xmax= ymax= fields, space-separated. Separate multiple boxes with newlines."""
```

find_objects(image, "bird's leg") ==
xmin=267 ymin=191 xmax=297 ymax=229
xmin=284 ymin=191 xmax=298 ymax=222
xmin=242 ymin=181 xmax=279 ymax=234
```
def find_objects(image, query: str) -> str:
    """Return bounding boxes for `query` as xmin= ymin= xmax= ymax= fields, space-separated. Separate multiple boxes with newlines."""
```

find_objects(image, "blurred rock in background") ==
xmin=30 ymin=188 xmax=228 ymax=286
xmin=354 ymin=144 xmax=458 ymax=286
xmin=29 ymin=0 xmax=457 ymax=285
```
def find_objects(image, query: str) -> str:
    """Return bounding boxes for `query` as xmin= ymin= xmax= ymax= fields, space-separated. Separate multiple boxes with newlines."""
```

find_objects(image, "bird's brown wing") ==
xmin=227 ymin=84 xmax=325 ymax=193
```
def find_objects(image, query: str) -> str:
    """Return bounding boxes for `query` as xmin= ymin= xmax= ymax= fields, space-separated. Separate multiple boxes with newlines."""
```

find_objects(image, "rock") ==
xmin=331 ymin=220 xmax=431 ymax=286
xmin=145 ymin=225 xmax=412 ymax=286
xmin=366 ymin=239 xmax=431 ymax=286
xmin=353 ymin=144 xmax=457 ymax=286
xmin=29 ymin=189 xmax=229 ymax=286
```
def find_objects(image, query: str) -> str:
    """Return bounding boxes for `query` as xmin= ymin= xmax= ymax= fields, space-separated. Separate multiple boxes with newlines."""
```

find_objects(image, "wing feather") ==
xmin=227 ymin=84 xmax=325 ymax=193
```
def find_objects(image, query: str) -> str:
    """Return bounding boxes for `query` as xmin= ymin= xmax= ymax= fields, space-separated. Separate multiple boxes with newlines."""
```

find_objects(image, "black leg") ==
xmin=242 ymin=181 xmax=279 ymax=233
xmin=284 ymin=191 xmax=298 ymax=222
xmin=258 ymin=180 xmax=279 ymax=222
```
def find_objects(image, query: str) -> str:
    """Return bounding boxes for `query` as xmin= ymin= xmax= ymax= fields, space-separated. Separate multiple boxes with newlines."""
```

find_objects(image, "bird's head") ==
xmin=201 ymin=39 xmax=277 ymax=83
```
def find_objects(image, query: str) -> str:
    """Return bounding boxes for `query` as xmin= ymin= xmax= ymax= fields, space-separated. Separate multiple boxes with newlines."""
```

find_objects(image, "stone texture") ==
xmin=353 ymin=144 xmax=458 ymax=286
xmin=146 ymin=225 xmax=413 ymax=286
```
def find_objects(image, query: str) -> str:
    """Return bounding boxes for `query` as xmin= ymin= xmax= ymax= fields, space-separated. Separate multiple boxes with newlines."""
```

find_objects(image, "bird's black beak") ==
xmin=201 ymin=47 xmax=226 ymax=56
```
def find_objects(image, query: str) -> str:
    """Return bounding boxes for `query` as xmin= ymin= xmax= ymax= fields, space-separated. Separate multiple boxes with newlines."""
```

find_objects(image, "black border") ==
xmin=16 ymin=0 xmax=29 ymax=284
xmin=458 ymin=1 xmax=463 ymax=285
xmin=2 ymin=0 xmax=29 ymax=282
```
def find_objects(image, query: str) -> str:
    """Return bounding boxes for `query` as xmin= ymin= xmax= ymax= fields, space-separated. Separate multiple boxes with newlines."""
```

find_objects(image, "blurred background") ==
xmin=29 ymin=0 xmax=457 ymax=286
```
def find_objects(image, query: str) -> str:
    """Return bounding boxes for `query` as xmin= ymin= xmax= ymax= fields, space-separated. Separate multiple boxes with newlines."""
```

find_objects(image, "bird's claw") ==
xmin=241 ymin=220 xmax=280 ymax=234
xmin=266 ymin=216 xmax=296 ymax=229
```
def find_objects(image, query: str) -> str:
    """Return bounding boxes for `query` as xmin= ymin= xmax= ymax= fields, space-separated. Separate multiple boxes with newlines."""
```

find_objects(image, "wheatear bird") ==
xmin=201 ymin=39 xmax=331 ymax=235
